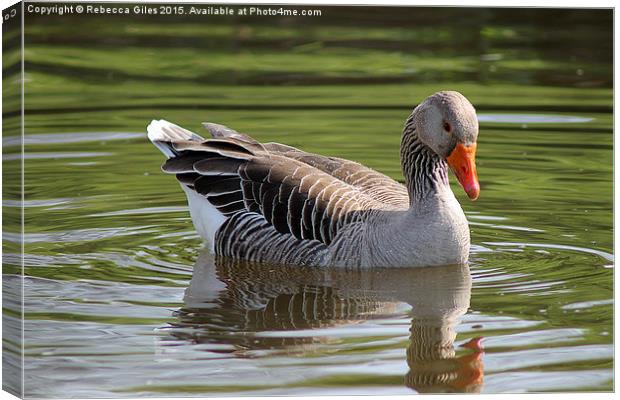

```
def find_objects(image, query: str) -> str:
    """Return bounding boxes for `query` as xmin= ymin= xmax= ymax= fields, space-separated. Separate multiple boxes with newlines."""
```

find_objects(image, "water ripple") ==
xmin=2 ymin=132 xmax=144 ymax=147
xmin=484 ymin=241 xmax=614 ymax=262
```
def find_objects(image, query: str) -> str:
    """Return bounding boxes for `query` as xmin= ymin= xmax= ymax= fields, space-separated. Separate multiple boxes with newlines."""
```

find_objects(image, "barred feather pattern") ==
xmin=181 ymin=148 xmax=402 ymax=262
xmin=215 ymin=212 xmax=329 ymax=265
xmin=262 ymin=143 xmax=409 ymax=208
xmin=401 ymin=114 xmax=450 ymax=203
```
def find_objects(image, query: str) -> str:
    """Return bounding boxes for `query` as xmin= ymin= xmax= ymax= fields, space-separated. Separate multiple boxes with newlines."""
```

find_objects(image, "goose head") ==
xmin=411 ymin=91 xmax=480 ymax=200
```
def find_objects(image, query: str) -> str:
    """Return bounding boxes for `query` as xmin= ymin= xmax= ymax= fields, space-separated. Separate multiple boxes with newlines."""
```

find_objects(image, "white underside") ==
xmin=147 ymin=119 xmax=228 ymax=251
xmin=182 ymin=185 xmax=226 ymax=252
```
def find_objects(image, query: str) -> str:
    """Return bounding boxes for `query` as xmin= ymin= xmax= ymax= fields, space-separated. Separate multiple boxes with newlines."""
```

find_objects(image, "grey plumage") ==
xmin=148 ymin=91 xmax=480 ymax=267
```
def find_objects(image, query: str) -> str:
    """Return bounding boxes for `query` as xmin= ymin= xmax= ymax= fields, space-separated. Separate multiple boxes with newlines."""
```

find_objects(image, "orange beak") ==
xmin=447 ymin=143 xmax=479 ymax=200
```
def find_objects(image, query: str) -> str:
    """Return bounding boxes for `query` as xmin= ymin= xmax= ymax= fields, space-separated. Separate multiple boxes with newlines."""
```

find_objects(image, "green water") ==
xmin=2 ymin=5 xmax=613 ymax=396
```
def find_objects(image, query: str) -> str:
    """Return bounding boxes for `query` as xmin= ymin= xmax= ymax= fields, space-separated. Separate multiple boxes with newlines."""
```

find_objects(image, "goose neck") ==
xmin=401 ymin=130 xmax=451 ymax=205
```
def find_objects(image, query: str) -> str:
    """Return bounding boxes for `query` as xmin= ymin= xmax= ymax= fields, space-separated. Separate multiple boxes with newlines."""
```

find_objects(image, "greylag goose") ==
xmin=148 ymin=91 xmax=479 ymax=267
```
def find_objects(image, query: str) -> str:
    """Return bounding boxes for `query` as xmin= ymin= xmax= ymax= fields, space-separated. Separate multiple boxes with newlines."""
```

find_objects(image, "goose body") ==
xmin=148 ymin=91 xmax=480 ymax=267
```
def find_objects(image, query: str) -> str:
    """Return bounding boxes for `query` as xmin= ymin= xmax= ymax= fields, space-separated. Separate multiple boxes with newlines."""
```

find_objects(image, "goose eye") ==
xmin=443 ymin=122 xmax=452 ymax=133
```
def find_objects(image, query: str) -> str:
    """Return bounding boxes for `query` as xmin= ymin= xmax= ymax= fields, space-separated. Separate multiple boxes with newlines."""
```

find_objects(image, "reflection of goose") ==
xmin=148 ymin=91 xmax=480 ymax=267
xmin=402 ymin=266 xmax=483 ymax=393
xmin=162 ymin=251 xmax=483 ymax=393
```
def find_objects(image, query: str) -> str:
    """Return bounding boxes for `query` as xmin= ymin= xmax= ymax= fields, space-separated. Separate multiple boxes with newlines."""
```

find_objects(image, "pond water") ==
xmin=2 ymin=6 xmax=613 ymax=397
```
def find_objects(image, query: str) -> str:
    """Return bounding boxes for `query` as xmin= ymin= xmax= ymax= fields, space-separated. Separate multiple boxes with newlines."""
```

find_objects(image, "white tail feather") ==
xmin=147 ymin=119 xmax=202 ymax=159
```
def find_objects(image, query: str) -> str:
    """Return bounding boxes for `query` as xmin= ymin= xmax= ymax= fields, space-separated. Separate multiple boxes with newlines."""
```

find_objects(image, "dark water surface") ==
xmin=2 ymin=6 xmax=613 ymax=396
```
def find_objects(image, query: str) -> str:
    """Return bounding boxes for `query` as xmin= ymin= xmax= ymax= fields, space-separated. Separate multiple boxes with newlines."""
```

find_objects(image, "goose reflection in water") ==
xmin=161 ymin=251 xmax=484 ymax=393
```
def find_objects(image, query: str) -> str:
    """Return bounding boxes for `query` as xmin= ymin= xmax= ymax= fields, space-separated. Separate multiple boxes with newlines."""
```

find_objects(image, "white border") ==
xmin=0 ymin=1 xmax=616 ymax=400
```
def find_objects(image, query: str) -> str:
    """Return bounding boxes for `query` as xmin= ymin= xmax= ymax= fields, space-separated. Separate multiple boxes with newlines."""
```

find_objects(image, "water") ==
xmin=2 ymin=6 xmax=613 ymax=396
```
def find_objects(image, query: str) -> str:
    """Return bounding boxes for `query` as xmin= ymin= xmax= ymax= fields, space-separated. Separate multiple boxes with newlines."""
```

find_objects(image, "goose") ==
xmin=148 ymin=91 xmax=480 ymax=267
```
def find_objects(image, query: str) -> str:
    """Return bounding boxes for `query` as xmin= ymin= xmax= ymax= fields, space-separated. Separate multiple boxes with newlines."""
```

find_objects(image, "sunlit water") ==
xmin=2 ymin=7 xmax=612 ymax=396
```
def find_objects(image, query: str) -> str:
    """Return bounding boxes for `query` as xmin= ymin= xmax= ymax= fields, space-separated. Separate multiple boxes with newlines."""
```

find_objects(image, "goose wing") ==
xmin=159 ymin=121 xmax=403 ymax=246
xmin=262 ymin=142 xmax=409 ymax=206
xmin=202 ymin=122 xmax=409 ymax=205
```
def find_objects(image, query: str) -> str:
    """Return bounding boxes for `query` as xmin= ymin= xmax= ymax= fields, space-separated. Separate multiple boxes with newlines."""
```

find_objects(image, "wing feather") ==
xmin=157 ymin=121 xmax=404 ymax=248
xmin=264 ymin=143 xmax=408 ymax=206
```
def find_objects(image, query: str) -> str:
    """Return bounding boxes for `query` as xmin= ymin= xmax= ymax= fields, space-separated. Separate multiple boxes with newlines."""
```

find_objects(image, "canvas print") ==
xmin=2 ymin=1 xmax=613 ymax=397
